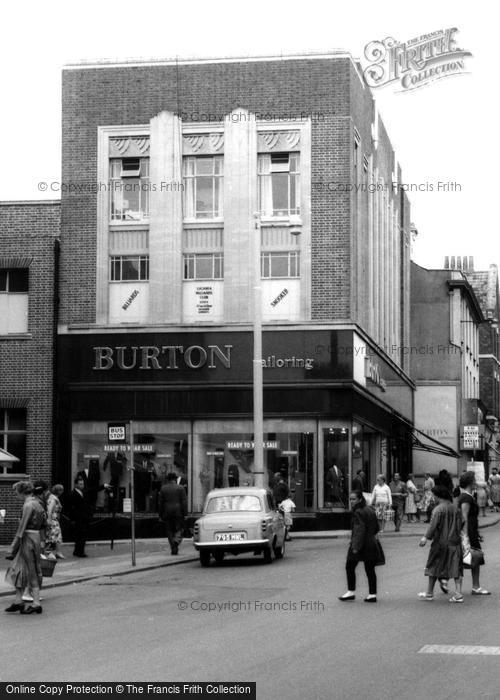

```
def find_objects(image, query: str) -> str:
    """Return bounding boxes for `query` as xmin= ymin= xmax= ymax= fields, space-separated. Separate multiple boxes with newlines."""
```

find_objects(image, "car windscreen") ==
xmin=205 ymin=495 xmax=262 ymax=513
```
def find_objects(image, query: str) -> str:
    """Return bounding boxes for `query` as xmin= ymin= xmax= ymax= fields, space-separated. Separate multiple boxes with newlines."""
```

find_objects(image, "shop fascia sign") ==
xmin=92 ymin=344 xmax=315 ymax=371
xmin=364 ymin=356 xmax=387 ymax=391
xmin=94 ymin=344 xmax=233 ymax=371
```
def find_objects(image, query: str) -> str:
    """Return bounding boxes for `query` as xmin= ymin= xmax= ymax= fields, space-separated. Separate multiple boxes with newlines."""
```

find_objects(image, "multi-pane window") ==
xmin=0 ymin=408 xmax=27 ymax=474
xmin=110 ymin=157 xmax=150 ymax=221
xmin=261 ymin=251 xmax=300 ymax=278
xmin=258 ymin=153 xmax=300 ymax=217
xmin=0 ymin=269 xmax=29 ymax=334
xmin=183 ymin=253 xmax=224 ymax=280
xmin=183 ymin=156 xmax=223 ymax=219
xmin=110 ymin=256 xmax=149 ymax=282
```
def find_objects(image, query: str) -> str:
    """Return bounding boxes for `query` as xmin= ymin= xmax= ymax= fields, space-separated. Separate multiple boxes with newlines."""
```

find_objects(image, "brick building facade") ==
xmin=0 ymin=201 xmax=60 ymax=542
xmin=55 ymin=52 xmax=415 ymax=531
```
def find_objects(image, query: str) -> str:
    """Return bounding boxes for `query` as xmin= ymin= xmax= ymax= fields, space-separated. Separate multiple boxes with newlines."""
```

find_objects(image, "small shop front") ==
xmin=56 ymin=327 xmax=415 ymax=530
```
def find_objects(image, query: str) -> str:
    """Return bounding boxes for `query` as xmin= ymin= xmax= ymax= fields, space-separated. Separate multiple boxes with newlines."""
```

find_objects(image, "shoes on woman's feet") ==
xmin=418 ymin=592 xmax=434 ymax=601
xmin=5 ymin=603 xmax=24 ymax=613
xmin=364 ymin=595 xmax=377 ymax=603
xmin=55 ymin=553 xmax=65 ymax=559
xmin=471 ymin=587 xmax=491 ymax=595
xmin=449 ymin=594 xmax=464 ymax=603
xmin=338 ymin=592 xmax=355 ymax=601
xmin=20 ymin=604 xmax=43 ymax=614
xmin=439 ymin=579 xmax=449 ymax=594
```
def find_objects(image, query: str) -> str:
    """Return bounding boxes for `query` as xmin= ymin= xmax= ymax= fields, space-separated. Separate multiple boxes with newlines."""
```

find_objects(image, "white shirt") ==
xmin=371 ymin=483 xmax=392 ymax=506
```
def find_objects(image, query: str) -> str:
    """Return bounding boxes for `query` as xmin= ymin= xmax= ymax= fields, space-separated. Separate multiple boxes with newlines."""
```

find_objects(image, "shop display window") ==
xmin=71 ymin=422 xmax=189 ymax=514
xmin=192 ymin=424 xmax=314 ymax=512
xmin=323 ymin=427 xmax=349 ymax=508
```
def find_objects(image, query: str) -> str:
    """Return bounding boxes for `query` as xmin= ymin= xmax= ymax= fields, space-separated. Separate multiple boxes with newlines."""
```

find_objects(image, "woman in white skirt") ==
xmin=370 ymin=474 xmax=392 ymax=533
xmin=405 ymin=474 xmax=418 ymax=523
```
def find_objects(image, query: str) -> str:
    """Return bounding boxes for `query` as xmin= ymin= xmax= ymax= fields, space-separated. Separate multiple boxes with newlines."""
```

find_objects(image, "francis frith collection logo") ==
xmin=363 ymin=28 xmax=472 ymax=92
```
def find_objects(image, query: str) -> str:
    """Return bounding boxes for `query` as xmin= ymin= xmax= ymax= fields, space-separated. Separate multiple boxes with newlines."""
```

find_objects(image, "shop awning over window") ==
xmin=411 ymin=427 xmax=460 ymax=459
xmin=0 ymin=448 xmax=19 ymax=462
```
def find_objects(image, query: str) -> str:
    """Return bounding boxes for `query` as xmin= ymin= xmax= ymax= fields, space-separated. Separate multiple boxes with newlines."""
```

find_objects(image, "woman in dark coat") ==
xmin=418 ymin=485 xmax=463 ymax=602
xmin=339 ymin=490 xmax=385 ymax=603
xmin=457 ymin=471 xmax=490 ymax=595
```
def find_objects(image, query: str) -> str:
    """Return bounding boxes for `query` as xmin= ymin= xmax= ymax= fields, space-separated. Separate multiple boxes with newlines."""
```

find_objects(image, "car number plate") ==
xmin=215 ymin=532 xmax=246 ymax=541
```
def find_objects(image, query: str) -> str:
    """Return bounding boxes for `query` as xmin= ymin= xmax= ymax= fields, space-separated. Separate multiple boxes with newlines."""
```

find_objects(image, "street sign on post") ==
xmin=107 ymin=422 xmax=127 ymax=444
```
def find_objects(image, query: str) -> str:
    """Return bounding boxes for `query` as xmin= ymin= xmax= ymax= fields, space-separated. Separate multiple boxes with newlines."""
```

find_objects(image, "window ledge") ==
xmin=0 ymin=473 xmax=29 ymax=481
xmin=183 ymin=219 xmax=224 ymax=227
xmin=0 ymin=333 xmax=32 ymax=340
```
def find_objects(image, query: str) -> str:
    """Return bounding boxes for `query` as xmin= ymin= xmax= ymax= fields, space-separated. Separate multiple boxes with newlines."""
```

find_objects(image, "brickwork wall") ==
xmin=61 ymin=57 xmax=361 ymax=324
xmin=0 ymin=201 xmax=60 ymax=542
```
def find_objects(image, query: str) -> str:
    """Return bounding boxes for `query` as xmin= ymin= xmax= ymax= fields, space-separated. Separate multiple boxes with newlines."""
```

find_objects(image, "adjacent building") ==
xmin=410 ymin=259 xmax=484 ymax=477
xmin=465 ymin=261 xmax=500 ymax=472
xmin=0 ymin=201 xmax=60 ymax=541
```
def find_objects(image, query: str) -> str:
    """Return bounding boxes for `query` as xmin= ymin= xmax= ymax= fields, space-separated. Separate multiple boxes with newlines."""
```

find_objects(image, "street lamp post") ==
xmin=253 ymin=213 xmax=264 ymax=488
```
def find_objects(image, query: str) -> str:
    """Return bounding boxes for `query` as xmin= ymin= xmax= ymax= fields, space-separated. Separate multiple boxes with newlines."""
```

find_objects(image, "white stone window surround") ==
xmin=97 ymin=118 xmax=311 ymax=325
xmin=97 ymin=125 xmax=150 ymax=324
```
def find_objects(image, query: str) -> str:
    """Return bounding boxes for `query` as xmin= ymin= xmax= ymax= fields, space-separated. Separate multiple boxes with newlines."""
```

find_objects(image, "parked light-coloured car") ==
xmin=193 ymin=487 xmax=286 ymax=566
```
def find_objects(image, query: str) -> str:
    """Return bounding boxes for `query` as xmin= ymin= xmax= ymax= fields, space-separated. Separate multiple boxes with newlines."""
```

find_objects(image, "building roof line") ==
xmin=63 ymin=50 xmax=356 ymax=70
xmin=0 ymin=199 xmax=61 ymax=206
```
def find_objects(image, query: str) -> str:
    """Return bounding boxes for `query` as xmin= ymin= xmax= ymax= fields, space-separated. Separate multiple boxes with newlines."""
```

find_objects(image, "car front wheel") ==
xmin=200 ymin=551 xmax=211 ymax=567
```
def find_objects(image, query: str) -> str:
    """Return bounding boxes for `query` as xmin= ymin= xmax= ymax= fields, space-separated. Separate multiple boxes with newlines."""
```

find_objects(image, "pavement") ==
xmin=1 ymin=510 xmax=499 ymax=597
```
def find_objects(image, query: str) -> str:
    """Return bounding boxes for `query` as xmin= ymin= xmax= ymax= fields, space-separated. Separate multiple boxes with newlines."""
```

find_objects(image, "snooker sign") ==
xmin=108 ymin=422 xmax=127 ymax=444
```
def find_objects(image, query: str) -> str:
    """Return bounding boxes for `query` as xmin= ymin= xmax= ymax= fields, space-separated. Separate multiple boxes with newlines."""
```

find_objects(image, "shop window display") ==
xmin=192 ymin=427 xmax=314 ymax=513
xmin=323 ymin=427 xmax=349 ymax=508
xmin=71 ymin=422 xmax=189 ymax=514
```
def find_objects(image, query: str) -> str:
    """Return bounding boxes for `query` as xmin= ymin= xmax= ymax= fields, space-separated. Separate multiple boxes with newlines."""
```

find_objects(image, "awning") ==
xmin=411 ymin=427 xmax=460 ymax=459
xmin=0 ymin=447 xmax=19 ymax=462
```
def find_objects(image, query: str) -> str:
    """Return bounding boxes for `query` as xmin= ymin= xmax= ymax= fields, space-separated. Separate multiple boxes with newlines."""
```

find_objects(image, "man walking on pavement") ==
xmin=66 ymin=476 xmax=92 ymax=557
xmin=158 ymin=472 xmax=187 ymax=555
xmin=389 ymin=472 xmax=407 ymax=532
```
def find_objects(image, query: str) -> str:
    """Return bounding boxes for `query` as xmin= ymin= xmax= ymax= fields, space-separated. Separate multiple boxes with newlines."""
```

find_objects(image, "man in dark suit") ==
xmin=326 ymin=463 xmax=345 ymax=507
xmin=65 ymin=476 xmax=92 ymax=557
xmin=76 ymin=459 xmax=106 ymax=508
xmin=158 ymin=472 xmax=188 ymax=555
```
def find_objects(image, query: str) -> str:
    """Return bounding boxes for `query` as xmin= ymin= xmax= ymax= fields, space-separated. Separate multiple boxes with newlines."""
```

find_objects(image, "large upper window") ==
xmin=183 ymin=156 xmax=223 ymax=219
xmin=183 ymin=253 xmax=223 ymax=280
xmin=261 ymin=251 xmax=300 ymax=278
xmin=110 ymin=256 xmax=150 ymax=282
xmin=0 ymin=269 xmax=29 ymax=334
xmin=110 ymin=157 xmax=150 ymax=222
xmin=258 ymin=153 xmax=300 ymax=217
xmin=0 ymin=408 xmax=26 ymax=474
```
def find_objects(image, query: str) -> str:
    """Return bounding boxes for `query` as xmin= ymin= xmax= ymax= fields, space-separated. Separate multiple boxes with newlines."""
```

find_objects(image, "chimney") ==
xmin=468 ymin=256 xmax=474 ymax=271
xmin=450 ymin=256 xmax=456 ymax=269
xmin=444 ymin=256 xmax=450 ymax=269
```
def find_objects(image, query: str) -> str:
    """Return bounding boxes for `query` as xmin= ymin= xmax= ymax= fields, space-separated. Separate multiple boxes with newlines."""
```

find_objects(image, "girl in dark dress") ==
xmin=457 ymin=471 xmax=491 ymax=595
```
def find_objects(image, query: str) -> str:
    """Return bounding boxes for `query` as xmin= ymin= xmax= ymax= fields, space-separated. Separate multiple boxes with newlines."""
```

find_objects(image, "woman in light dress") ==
xmin=4 ymin=481 xmax=46 ymax=614
xmin=370 ymin=474 xmax=392 ymax=533
xmin=405 ymin=474 xmax=418 ymax=523
xmin=420 ymin=473 xmax=435 ymax=523
xmin=46 ymin=484 xmax=65 ymax=558
xmin=488 ymin=468 xmax=500 ymax=511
